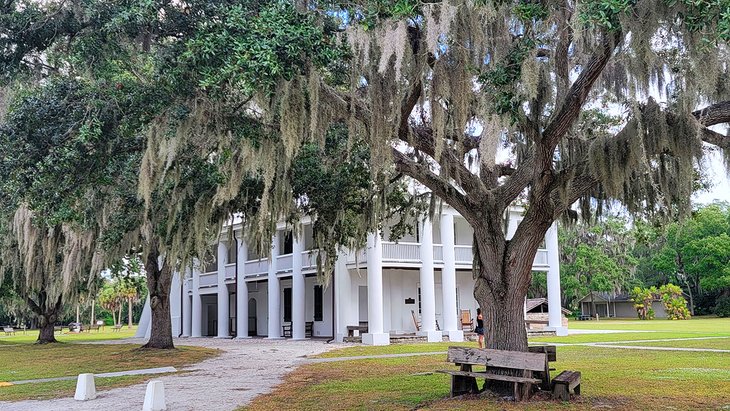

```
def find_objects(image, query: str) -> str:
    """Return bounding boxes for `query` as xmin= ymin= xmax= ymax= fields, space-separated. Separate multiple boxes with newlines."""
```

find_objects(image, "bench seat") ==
xmin=552 ymin=370 xmax=581 ymax=400
xmin=437 ymin=370 xmax=541 ymax=384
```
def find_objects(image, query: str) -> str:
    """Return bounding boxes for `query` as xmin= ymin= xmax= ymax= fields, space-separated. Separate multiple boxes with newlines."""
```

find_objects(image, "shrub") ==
xmin=715 ymin=296 xmax=730 ymax=318
xmin=659 ymin=284 xmax=691 ymax=320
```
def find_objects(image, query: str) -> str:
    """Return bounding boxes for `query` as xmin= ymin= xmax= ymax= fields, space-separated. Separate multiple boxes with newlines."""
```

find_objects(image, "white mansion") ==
xmin=137 ymin=207 xmax=567 ymax=345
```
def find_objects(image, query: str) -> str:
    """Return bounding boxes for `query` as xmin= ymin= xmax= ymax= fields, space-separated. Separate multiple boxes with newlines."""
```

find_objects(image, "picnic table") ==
xmin=3 ymin=326 xmax=16 ymax=336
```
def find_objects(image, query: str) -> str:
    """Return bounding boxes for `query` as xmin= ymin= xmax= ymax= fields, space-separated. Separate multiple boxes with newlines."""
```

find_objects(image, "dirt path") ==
xmin=0 ymin=337 xmax=341 ymax=411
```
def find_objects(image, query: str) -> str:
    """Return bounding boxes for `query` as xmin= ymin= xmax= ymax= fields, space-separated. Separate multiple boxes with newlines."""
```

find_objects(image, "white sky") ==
xmin=693 ymin=147 xmax=730 ymax=205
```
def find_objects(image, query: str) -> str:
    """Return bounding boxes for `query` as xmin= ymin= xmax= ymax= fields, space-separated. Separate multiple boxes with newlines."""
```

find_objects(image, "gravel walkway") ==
xmin=0 ymin=337 xmax=342 ymax=411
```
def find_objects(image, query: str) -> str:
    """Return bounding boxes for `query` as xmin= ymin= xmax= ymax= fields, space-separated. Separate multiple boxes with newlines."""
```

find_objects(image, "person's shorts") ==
xmin=475 ymin=326 xmax=484 ymax=335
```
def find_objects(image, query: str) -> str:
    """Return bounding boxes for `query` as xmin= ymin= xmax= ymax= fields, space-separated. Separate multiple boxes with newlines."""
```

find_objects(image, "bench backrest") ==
xmin=528 ymin=345 xmax=557 ymax=362
xmin=3 ymin=327 xmax=12 ymax=331
xmin=447 ymin=346 xmax=546 ymax=372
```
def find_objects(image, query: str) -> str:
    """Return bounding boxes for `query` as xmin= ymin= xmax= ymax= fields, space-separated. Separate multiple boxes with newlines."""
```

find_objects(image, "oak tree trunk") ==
xmin=128 ymin=297 xmax=133 ymax=329
xmin=142 ymin=248 xmax=174 ymax=349
xmin=27 ymin=291 xmax=63 ymax=344
xmin=470 ymin=213 xmax=551 ymax=397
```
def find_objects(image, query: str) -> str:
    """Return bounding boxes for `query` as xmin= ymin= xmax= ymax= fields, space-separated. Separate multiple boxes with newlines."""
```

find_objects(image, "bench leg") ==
xmin=552 ymin=382 xmax=569 ymax=401
xmin=450 ymin=364 xmax=479 ymax=397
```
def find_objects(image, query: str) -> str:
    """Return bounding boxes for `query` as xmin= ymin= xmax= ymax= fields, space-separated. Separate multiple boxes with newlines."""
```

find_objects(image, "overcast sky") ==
xmin=693 ymin=148 xmax=730 ymax=205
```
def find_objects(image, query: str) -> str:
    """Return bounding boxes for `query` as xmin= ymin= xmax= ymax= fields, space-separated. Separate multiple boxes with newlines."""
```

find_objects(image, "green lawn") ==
xmin=0 ymin=326 xmax=138 ymax=345
xmin=0 ymin=328 xmax=219 ymax=401
xmin=247 ymin=317 xmax=730 ymax=410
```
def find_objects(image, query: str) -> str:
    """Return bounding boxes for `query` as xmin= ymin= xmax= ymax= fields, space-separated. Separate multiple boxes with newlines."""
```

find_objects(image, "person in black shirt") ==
xmin=475 ymin=308 xmax=485 ymax=348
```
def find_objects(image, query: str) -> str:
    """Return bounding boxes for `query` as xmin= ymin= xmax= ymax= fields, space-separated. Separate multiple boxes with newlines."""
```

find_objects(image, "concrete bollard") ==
xmin=74 ymin=373 xmax=97 ymax=401
xmin=142 ymin=380 xmax=166 ymax=411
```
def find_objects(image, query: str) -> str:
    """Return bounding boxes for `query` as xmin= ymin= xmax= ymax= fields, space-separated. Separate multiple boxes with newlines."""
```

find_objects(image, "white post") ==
xmin=440 ymin=213 xmax=462 ymax=342
xmin=267 ymin=231 xmax=283 ymax=339
xmin=334 ymin=250 xmax=349 ymax=342
xmin=418 ymin=218 xmax=441 ymax=342
xmin=545 ymin=222 xmax=568 ymax=336
xmin=292 ymin=228 xmax=306 ymax=339
xmin=216 ymin=241 xmax=230 ymax=338
xmin=181 ymin=268 xmax=191 ymax=337
xmin=362 ymin=231 xmax=389 ymax=345
xmin=191 ymin=263 xmax=202 ymax=337
xmin=74 ymin=373 xmax=96 ymax=401
xmin=142 ymin=380 xmax=166 ymax=411
xmin=236 ymin=238 xmax=250 ymax=338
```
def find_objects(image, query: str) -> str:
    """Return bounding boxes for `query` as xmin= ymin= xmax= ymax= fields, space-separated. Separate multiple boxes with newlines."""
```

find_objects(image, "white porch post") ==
xmin=418 ymin=218 xmax=442 ymax=342
xmin=363 ymin=231 xmax=390 ymax=345
xmin=292 ymin=228 xmax=306 ymax=339
xmin=334 ymin=250 xmax=349 ymax=342
xmin=267 ymin=232 xmax=283 ymax=339
xmin=440 ymin=213 xmax=463 ymax=341
xmin=182 ymin=268 xmax=192 ymax=337
xmin=216 ymin=241 xmax=230 ymax=338
xmin=191 ymin=262 xmax=202 ymax=337
xmin=545 ymin=222 xmax=568 ymax=336
xmin=236 ymin=238 xmax=250 ymax=339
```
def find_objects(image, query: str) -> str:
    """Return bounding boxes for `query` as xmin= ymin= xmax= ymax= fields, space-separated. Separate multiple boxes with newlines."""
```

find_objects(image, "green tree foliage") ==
xmin=650 ymin=204 xmax=730 ymax=315
xmin=559 ymin=217 xmax=639 ymax=312
xmin=2 ymin=0 xmax=729 ymax=357
xmin=658 ymin=283 xmax=691 ymax=320
xmin=630 ymin=286 xmax=658 ymax=320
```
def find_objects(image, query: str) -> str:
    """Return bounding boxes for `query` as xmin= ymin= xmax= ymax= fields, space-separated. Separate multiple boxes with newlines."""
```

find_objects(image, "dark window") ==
xmin=281 ymin=231 xmax=293 ymax=254
xmin=418 ymin=287 xmax=422 ymax=314
xmin=284 ymin=288 xmax=292 ymax=322
xmin=314 ymin=285 xmax=323 ymax=321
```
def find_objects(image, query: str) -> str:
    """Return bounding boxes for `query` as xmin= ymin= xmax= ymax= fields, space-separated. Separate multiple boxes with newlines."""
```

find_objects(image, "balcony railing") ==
xmin=454 ymin=245 xmax=473 ymax=264
xmin=382 ymin=242 xmax=420 ymax=262
xmin=195 ymin=242 xmax=550 ymax=288
xmin=276 ymin=254 xmax=294 ymax=272
xmin=199 ymin=272 xmax=217 ymax=287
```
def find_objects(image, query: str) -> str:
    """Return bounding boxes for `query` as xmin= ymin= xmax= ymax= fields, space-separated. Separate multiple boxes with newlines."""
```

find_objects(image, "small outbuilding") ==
xmin=577 ymin=292 xmax=667 ymax=319
xmin=525 ymin=298 xmax=570 ymax=329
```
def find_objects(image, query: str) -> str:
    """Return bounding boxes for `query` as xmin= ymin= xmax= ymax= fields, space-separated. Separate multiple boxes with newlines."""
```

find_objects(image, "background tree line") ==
xmin=543 ymin=203 xmax=730 ymax=317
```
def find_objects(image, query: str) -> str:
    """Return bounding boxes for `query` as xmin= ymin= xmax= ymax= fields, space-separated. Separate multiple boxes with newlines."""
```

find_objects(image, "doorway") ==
xmin=248 ymin=298 xmax=257 ymax=336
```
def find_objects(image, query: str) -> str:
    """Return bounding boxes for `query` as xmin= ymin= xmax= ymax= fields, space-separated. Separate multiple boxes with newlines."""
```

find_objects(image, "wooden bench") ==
xmin=528 ymin=345 xmax=557 ymax=390
xmin=3 ymin=327 xmax=15 ymax=336
xmin=552 ymin=370 xmax=581 ymax=400
xmin=346 ymin=322 xmax=368 ymax=337
xmin=437 ymin=346 xmax=548 ymax=400
xmin=87 ymin=324 xmax=101 ymax=332
xmin=54 ymin=325 xmax=63 ymax=333
xmin=112 ymin=324 xmax=123 ymax=332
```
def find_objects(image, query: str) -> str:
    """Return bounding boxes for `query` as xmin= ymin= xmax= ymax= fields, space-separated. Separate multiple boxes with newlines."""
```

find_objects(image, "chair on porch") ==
xmin=460 ymin=310 xmax=473 ymax=331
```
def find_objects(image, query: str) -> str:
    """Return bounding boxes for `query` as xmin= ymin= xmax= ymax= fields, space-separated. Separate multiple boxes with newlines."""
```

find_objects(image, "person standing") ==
xmin=475 ymin=308 xmax=485 ymax=348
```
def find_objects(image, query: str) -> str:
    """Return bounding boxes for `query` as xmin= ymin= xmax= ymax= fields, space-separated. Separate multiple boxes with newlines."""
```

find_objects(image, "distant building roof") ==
xmin=526 ymin=298 xmax=571 ymax=315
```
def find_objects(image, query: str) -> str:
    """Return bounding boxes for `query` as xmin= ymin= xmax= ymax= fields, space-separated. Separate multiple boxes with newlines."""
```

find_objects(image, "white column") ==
xmin=292 ymin=229 xmax=306 ymax=339
xmin=191 ymin=263 xmax=202 ymax=337
xmin=334 ymin=250 xmax=349 ymax=342
xmin=440 ymin=213 xmax=463 ymax=342
xmin=216 ymin=241 xmax=230 ymax=338
xmin=267 ymin=231 xmax=283 ymax=339
xmin=182 ymin=268 xmax=192 ymax=337
xmin=363 ymin=231 xmax=390 ymax=345
xmin=545 ymin=222 xmax=568 ymax=336
xmin=236 ymin=238 xmax=250 ymax=339
xmin=418 ymin=218 xmax=442 ymax=342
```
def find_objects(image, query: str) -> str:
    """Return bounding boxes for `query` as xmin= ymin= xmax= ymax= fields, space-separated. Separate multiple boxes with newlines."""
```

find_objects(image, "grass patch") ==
xmin=247 ymin=318 xmax=730 ymax=410
xmin=0 ymin=326 xmax=139 ymax=345
xmin=0 ymin=373 xmax=177 ymax=402
xmin=0 ymin=341 xmax=218 ymax=401
xmin=246 ymin=346 xmax=730 ymax=410
xmin=606 ymin=338 xmax=730 ymax=350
